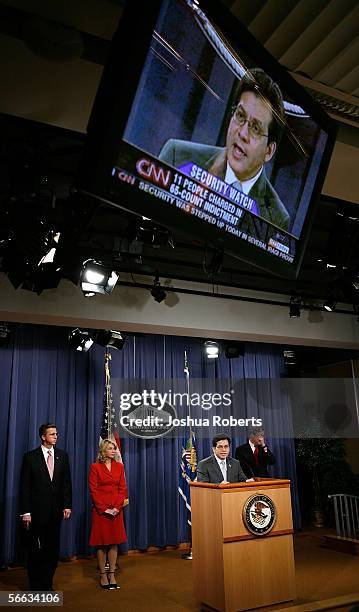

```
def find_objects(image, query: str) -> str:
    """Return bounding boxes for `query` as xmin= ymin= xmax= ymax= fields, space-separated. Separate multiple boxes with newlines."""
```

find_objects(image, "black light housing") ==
xmin=68 ymin=328 xmax=94 ymax=352
xmin=95 ymin=330 xmax=125 ymax=350
xmin=128 ymin=218 xmax=173 ymax=248
xmin=204 ymin=340 xmax=219 ymax=359
xmin=0 ymin=324 xmax=11 ymax=348
xmin=351 ymin=273 xmax=359 ymax=291
xmin=224 ymin=342 xmax=245 ymax=358
xmin=151 ymin=272 xmax=166 ymax=303
xmin=323 ymin=299 xmax=336 ymax=312
xmin=81 ymin=259 xmax=118 ymax=296
xmin=283 ymin=349 xmax=296 ymax=366
xmin=1 ymin=202 xmax=61 ymax=293
xmin=289 ymin=295 xmax=301 ymax=318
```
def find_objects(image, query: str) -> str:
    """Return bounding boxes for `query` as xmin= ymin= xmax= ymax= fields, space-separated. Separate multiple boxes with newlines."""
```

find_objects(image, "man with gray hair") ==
xmin=235 ymin=427 xmax=275 ymax=478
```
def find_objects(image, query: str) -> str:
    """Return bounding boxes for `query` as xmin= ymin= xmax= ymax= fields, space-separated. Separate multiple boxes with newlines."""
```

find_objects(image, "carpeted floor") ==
xmin=1 ymin=531 xmax=358 ymax=611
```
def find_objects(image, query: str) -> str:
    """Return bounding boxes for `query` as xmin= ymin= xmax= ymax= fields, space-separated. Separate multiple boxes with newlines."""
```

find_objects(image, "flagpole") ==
xmin=182 ymin=349 xmax=194 ymax=560
xmin=102 ymin=349 xmax=127 ymax=572
xmin=184 ymin=350 xmax=191 ymax=420
xmin=104 ymin=350 xmax=112 ymax=439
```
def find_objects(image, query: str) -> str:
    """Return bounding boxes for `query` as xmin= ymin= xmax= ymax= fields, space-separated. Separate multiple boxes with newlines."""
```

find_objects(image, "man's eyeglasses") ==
xmin=232 ymin=105 xmax=268 ymax=140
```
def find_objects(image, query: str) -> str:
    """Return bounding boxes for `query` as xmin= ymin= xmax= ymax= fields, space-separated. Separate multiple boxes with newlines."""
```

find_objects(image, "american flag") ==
xmin=100 ymin=350 xmax=123 ymax=462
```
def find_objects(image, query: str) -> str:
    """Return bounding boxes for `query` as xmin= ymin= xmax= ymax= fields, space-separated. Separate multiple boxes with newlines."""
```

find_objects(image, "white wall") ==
xmin=1 ymin=274 xmax=358 ymax=348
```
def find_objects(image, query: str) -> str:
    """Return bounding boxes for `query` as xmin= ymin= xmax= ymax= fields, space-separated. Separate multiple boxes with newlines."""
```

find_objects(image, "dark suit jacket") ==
xmin=20 ymin=447 xmax=72 ymax=526
xmin=235 ymin=443 xmax=275 ymax=478
xmin=159 ymin=139 xmax=289 ymax=231
xmin=196 ymin=455 xmax=247 ymax=484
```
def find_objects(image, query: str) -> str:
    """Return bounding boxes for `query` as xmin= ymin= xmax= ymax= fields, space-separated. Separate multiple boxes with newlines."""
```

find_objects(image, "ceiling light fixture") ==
xmin=323 ymin=299 xmax=336 ymax=312
xmin=0 ymin=324 xmax=11 ymax=348
xmin=80 ymin=259 xmax=118 ymax=296
xmin=224 ymin=342 xmax=245 ymax=358
xmin=289 ymin=296 xmax=301 ymax=318
xmin=95 ymin=330 xmax=125 ymax=351
xmin=283 ymin=349 xmax=296 ymax=366
xmin=38 ymin=232 xmax=61 ymax=265
xmin=204 ymin=340 xmax=219 ymax=359
xmin=68 ymin=328 xmax=94 ymax=352
xmin=151 ymin=272 xmax=166 ymax=303
xmin=129 ymin=219 xmax=173 ymax=248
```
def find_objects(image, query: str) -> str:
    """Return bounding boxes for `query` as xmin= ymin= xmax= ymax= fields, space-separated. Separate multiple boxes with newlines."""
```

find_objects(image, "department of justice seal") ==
xmin=119 ymin=398 xmax=177 ymax=439
xmin=243 ymin=494 xmax=276 ymax=536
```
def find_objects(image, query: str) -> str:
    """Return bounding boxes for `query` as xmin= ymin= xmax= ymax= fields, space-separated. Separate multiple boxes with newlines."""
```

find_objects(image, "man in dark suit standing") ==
xmin=20 ymin=423 xmax=72 ymax=591
xmin=197 ymin=434 xmax=247 ymax=484
xmin=235 ymin=427 xmax=275 ymax=478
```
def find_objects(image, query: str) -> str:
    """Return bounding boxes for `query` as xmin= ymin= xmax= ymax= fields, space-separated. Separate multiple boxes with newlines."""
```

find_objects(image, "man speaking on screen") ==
xmin=159 ymin=68 xmax=289 ymax=231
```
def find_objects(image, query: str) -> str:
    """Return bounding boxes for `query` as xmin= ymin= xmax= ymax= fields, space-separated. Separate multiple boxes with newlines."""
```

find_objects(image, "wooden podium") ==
xmin=190 ymin=479 xmax=296 ymax=612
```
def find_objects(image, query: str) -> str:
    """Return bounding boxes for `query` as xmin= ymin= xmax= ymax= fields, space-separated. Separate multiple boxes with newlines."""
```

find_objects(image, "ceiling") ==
xmin=0 ymin=0 xmax=358 ymax=123
xmin=232 ymin=0 xmax=359 ymax=97
xmin=231 ymin=0 xmax=359 ymax=128
xmin=0 ymin=0 xmax=359 ymax=315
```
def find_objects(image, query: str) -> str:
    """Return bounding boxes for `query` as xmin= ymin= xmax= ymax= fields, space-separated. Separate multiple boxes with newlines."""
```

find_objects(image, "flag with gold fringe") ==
xmin=178 ymin=431 xmax=197 ymax=525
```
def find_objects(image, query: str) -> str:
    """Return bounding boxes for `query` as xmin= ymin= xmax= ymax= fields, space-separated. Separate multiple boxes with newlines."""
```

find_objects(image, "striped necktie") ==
xmin=47 ymin=450 xmax=54 ymax=480
xmin=231 ymin=180 xmax=242 ymax=192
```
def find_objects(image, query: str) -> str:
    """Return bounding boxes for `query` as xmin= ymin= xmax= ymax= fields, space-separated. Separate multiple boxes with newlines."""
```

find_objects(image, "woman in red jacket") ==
xmin=89 ymin=439 xmax=127 ymax=589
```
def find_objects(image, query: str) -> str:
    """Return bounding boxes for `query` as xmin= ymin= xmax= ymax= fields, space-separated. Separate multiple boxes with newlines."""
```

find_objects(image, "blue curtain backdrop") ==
xmin=0 ymin=324 xmax=300 ymax=566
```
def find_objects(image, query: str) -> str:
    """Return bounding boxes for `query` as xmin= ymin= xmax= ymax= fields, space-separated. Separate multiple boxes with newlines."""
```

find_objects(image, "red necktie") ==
xmin=254 ymin=446 xmax=259 ymax=465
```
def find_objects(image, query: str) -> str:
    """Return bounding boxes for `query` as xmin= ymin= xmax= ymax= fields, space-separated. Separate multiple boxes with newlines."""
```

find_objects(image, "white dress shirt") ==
xmin=225 ymin=164 xmax=263 ymax=195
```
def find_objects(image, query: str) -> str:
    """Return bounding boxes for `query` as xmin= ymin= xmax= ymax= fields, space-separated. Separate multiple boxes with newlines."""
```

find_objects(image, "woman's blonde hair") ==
xmin=96 ymin=439 xmax=117 ymax=463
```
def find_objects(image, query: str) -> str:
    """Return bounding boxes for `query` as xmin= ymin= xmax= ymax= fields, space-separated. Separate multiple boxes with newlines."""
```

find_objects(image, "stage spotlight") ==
xmin=95 ymin=330 xmax=125 ymax=350
xmin=1 ymin=210 xmax=62 ymax=292
xmin=80 ymin=259 xmax=118 ymax=296
xmin=128 ymin=218 xmax=173 ymax=248
xmin=204 ymin=340 xmax=219 ymax=359
xmin=224 ymin=342 xmax=245 ymax=359
xmin=352 ymin=274 xmax=359 ymax=291
xmin=38 ymin=232 xmax=61 ymax=265
xmin=323 ymin=299 xmax=336 ymax=312
xmin=151 ymin=272 xmax=166 ymax=303
xmin=289 ymin=296 xmax=301 ymax=318
xmin=24 ymin=263 xmax=61 ymax=295
xmin=0 ymin=227 xmax=14 ymax=253
xmin=0 ymin=324 xmax=10 ymax=348
xmin=68 ymin=328 xmax=94 ymax=352
xmin=283 ymin=349 xmax=296 ymax=366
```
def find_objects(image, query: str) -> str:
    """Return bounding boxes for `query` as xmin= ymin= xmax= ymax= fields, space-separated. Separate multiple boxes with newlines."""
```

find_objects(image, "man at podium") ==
xmin=197 ymin=434 xmax=247 ymax=483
